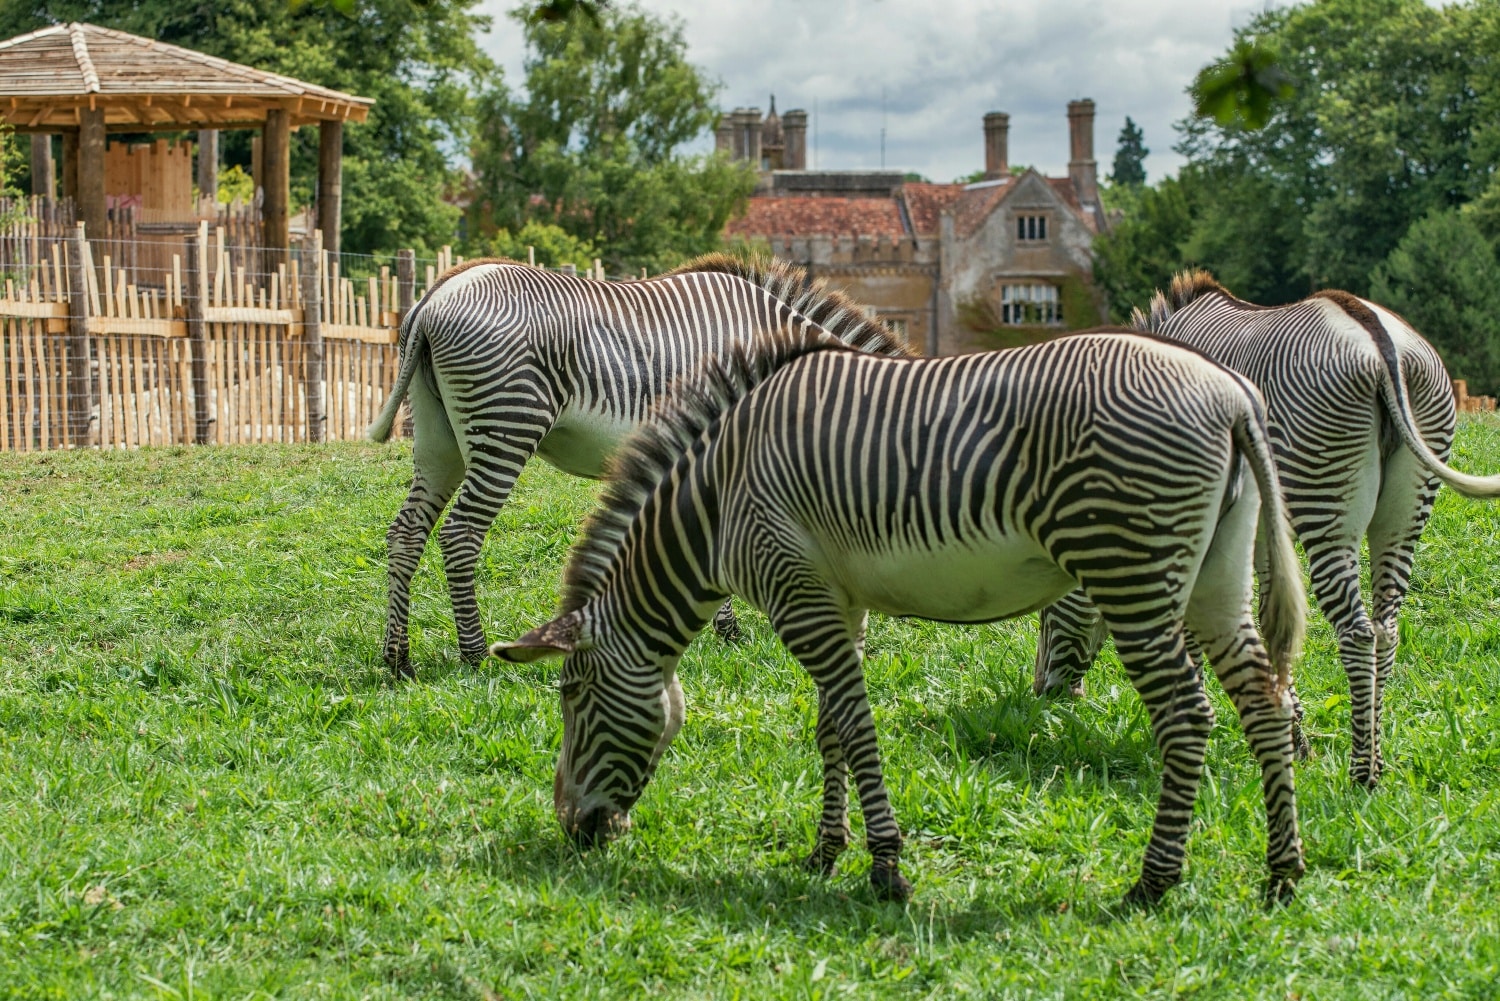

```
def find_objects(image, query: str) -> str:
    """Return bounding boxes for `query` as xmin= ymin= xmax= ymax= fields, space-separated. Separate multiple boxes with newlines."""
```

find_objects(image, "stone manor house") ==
xmin=719 ymin=99 xmax=1108 ymax=355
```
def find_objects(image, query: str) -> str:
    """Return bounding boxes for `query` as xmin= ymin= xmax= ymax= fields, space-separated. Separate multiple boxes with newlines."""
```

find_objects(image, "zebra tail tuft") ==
xmin=368 ymin=303 xmax=429 ymax=443
xmin=1235 ymin=404 xmax=1306 ymax=692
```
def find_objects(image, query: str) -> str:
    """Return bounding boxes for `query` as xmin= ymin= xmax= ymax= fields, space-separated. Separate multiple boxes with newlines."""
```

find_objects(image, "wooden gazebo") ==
xmin=0 ymin=22 xmax=372 ymax=258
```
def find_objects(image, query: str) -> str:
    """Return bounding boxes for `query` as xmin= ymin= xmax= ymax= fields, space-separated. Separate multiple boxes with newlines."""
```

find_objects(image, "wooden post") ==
xmin=262 ymin=108 xmax=291 ymax=271
xmin=30 ymin=135 xmax=54 ymax=200
xmin=65 ymin=223 xmax=95 ymax=447
xmin=197 ymin=130 xmax=218 ymax=205
xmin=317 ymin=120 xmax=343 ymax=260
xmin=185 ymin=223 xmax=212 ymax=444
xmin=302 ymin=229 xmax=326 ymax=443
xmin=60 ymin=131 xmax=77 ymax=202
xmin=77 ymin=109 xmax=107 ymax=246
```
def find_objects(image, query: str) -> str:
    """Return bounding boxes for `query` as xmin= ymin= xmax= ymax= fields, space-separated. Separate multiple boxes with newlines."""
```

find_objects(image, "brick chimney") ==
xmin=736 ymin=107 xmax=763 ymax=166
xmin=983 ymin=112 xmax=1010 ymax=179
xmin=1067 ymin=99 xmax=1098 ymax=206
xmin=715 ymin=112 xmax=734 ymax=156
xmin=782 ymin=108 xmax=808 ymax=170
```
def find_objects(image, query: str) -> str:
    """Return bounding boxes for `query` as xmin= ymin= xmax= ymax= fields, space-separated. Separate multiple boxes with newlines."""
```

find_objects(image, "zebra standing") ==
xmin=493 ymin=329 xmax=1307 ymax=906
xmin=1033 ymin=271 xmax=1500 ymax=788
xmin=367 ymin=256 xmax=910 ymax=677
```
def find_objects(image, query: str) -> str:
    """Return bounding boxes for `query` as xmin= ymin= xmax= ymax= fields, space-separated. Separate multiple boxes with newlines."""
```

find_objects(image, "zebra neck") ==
xmin=595 ymin=446 xmax=727 ymax=653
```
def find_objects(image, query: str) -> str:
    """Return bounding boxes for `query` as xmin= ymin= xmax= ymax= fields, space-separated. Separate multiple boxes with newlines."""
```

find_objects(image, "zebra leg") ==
xmin=1364 ymin=447 xmax=1443 ymax=781
xmin=1305 ymin=540 xmax=1381 ymax=787
xmin=383 ymin=377 xmax=464 ymax=678
xmin=801 ymin=684 xmax=852 ymax=876
xmin=1033 ymin=589 xmax=1106 ymax=696
xmin=712 ymin=598 xmax=744 ymax=643
xmin=771 ymin=596 xmax=910 ymax=902
xmin=439 ymin=418 xmax=552 ymax=664
xmin=1106 ymin=630 xmax=1214 ymax=906
xmin=1188 ymin=472 xmax=1303 ymax=903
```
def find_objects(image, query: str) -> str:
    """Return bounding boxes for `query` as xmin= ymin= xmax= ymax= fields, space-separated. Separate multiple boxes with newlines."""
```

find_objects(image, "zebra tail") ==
xmin=367 ymin=304 xmax=428 ymax=443
xmin=1375 ymin=351 xmax=1500 ymax=498
xmin=1235 ymin=402 xmax=1306 ymax=692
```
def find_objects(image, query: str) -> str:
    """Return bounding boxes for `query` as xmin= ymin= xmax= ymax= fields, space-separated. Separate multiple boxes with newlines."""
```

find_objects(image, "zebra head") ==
xmin=492 ymin=609 xmax=685 ymax=847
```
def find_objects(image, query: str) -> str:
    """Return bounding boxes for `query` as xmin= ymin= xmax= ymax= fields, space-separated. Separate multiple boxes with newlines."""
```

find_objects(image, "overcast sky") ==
xmin=476 ymin=0 xmax=1300 ymax=184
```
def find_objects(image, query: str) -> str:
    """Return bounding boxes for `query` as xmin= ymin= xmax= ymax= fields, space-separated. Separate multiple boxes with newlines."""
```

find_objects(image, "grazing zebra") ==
xmin=367 ymin=256 xmax=910 ymax=677
xmin=1033 ymin=271 xmax=1500 ymax=788
xmin=492 ymin=329 xmax=1307 ymax=906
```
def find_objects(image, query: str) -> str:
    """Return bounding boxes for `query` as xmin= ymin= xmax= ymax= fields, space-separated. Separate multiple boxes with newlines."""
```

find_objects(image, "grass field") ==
xmin=2 ymin=419 xmax=1499 ymax=999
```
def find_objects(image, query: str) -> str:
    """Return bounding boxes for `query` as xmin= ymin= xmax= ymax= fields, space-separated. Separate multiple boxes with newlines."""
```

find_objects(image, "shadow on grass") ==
xmin=440 ymin=824 xmax=1138 ymax=939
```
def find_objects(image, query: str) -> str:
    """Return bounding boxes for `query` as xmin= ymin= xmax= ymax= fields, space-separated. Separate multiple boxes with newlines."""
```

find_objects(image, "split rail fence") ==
xmin=0 ymin=220 xmax=469 ymax=452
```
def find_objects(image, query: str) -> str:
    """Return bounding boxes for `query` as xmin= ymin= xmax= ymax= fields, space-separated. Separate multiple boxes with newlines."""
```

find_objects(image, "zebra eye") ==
xmin=560 ymin=680 xmax=583 ymax=700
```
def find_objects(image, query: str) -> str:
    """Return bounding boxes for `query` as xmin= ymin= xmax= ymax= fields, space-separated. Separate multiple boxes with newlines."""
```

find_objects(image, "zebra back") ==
xmin=669 ymin=254 xmax=914 ymax=358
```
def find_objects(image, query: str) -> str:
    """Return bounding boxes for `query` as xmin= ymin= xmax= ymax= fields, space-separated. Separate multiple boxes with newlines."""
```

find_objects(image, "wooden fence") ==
xmin=0 ymin=220 xmax=466 ymax=452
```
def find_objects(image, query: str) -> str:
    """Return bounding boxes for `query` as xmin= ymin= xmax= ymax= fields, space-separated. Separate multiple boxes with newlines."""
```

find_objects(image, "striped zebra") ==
xmin=1033 ymin=271 xmax=1500 ymax=788
xmin=492 ymin=329 xmax=1307 ymax=906
xmin=367 ymin=255 xmax=909 ymax=677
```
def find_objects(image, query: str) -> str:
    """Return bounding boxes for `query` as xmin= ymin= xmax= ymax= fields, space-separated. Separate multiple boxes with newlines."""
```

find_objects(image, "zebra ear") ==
xmin=489 ymin=612 xmax=586 ymax=663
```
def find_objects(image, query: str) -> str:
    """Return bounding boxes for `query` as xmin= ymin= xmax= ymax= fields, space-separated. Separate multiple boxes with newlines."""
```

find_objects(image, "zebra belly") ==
xmin=536 ymin=408 xmax=636 ymax=479
xmin=832 ymin=539 xmax=1076 ymax=624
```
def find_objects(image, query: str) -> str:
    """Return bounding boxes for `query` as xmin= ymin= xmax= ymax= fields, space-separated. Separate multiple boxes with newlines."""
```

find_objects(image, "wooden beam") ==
xmin=317 ymin=119 xmax=343 ymax=259
xmin=60 ymin=130 xmax=78 ymax=201
xmin=262 ymin=107 xmax=290 ymax=270
xmin=197 ymin=129 xmax=218 ymax=205
xmin=30 ymin=134 xmax=54 ymax=200
xmin=77 ymin=108 xmax=106 ymax=242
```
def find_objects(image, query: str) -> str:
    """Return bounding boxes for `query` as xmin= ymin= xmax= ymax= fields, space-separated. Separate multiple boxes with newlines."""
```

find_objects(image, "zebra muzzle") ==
xmin=563 ymin=804 xmax=629 ymax=848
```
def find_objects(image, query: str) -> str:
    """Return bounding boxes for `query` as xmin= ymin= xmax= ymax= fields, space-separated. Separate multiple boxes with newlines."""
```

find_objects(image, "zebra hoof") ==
xmin=386 ymin=652 xmax=415 ymax=680
xmin=1121 ymin=874 xmax=1174 ymax=908
xmin=1349 ymin=757 xmax=1382 ymax=789
xmin=460 ymin=645 xmax=489 ymax=666
xmin=712 ymin=605 xmax=744 ymax=644
xmin=1262 ymin=872 xmax=1300 ymax=908
xmin=801 ymin=850 xmax=839 ymax=877
xmin=870 ymin=863 xmax=912 ymax=903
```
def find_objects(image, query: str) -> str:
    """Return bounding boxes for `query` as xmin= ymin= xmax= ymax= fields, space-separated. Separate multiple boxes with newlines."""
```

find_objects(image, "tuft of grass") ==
xmin=2 ymin=420 xmax=1499 ymax=998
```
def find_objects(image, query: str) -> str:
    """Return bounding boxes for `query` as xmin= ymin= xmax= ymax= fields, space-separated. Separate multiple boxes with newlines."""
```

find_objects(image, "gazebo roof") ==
xmin=0 ymin=22 xmax=373 ymax=132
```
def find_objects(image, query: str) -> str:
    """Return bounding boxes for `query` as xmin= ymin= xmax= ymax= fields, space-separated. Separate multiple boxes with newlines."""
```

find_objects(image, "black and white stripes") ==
xmin=494 ymin=329 xmax=1307 ymax=905
xmin=367 ymin=256 xmax=909 ymax=676
xmin=1034 ymin=271 xmax=1500 ymax=787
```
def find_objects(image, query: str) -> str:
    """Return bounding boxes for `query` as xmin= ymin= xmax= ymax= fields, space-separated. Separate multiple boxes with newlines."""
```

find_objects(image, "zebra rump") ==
xmin=1038 ymin=268 xmax=1500 ymax=789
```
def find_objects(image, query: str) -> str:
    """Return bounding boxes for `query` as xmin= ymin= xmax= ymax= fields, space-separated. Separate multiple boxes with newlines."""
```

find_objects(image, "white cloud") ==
xmin=477 ymin=0 xmax=1296 ymax=183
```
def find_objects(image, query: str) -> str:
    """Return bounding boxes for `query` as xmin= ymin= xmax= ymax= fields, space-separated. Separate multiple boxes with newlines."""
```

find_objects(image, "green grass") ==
xmin=2 ymin=420 xmax=1499 ymax=999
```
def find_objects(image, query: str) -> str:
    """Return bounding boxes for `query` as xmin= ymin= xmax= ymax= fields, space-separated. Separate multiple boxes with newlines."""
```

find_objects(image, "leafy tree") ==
xmin=0 ymin=121 xmax=25 ymax=229
xmin=1109 ymin=117 xmax=1148 ymax=187
xmin=1370 ymin=208 xmax=1500 ymax=394
xmin=478 ymin=220 xmax=597 ymax=270
xmin=472 ymin=2 xmax=756 ymax=272
xmin=1175 ymin=0 xmax=1487 ymax=299
xmin=1090 ymin=174 xmax=1201 ymax=322
xmin=0 ymin=0 xmax=494 ymax=256
xmin=1190 ymin=38 xmax=1294 ymax=130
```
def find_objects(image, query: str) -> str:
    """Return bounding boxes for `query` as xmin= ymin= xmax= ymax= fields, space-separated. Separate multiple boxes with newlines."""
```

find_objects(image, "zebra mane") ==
xmin=668 ymin=253 xmax=915 ymax=357
xmin=1130 ymin=269 xmax=1230 ymax=332
xmin=558 ymin=332 xmax=850 ymax=615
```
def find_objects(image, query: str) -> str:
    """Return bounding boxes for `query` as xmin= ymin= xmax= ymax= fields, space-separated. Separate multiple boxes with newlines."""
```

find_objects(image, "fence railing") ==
xmin=0 ymin=219 xmax=470 ymax=453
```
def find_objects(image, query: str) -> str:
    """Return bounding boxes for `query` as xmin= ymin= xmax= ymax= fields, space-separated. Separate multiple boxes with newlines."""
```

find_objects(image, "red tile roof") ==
xmin=950 ymin=181 xmax=1013 ymax=237
xmin=726 ymin=196 xmax=907 ymax=239
xmin=900 ymin=182 xmax=965 ymax=234
xmin=725 ymin=173 xmax=1093 ymax=240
